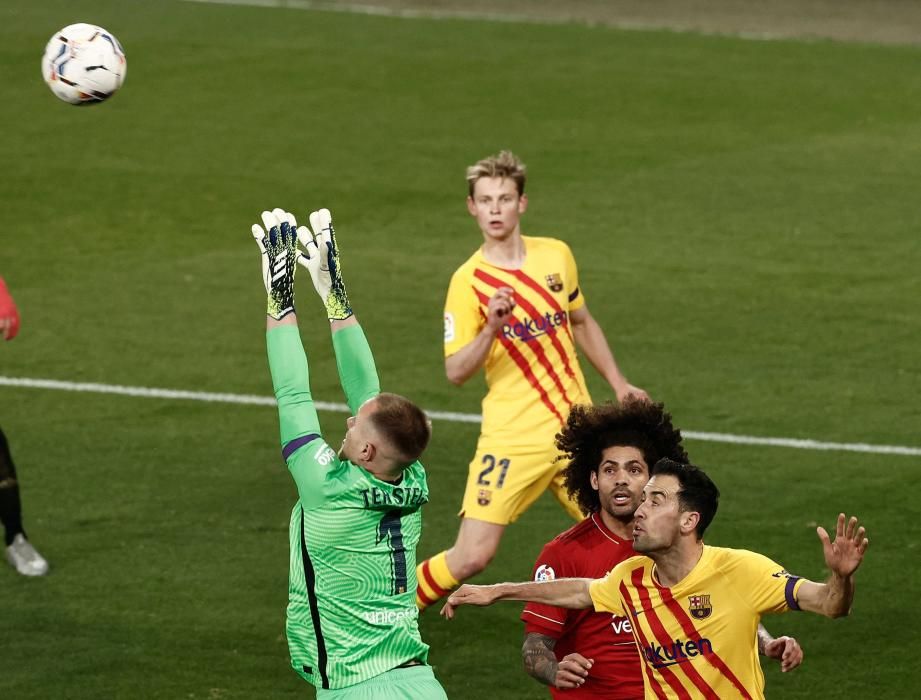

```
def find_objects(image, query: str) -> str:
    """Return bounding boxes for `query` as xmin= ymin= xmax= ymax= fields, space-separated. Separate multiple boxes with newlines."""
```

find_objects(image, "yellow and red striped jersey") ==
xmin=443 ymin=236 xmax=590 ymax=446
xmin=589 ymin=546 xmax=806 ymax=700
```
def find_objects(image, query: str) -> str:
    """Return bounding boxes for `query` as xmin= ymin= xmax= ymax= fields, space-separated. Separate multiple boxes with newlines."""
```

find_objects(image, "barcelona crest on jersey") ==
xmin=688 ymin=594 xmax=712 ymax=620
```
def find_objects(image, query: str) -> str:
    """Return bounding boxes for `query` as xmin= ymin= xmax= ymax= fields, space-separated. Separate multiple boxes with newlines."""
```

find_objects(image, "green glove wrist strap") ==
xmin=268 ymin=291 xmax=295 ymax=320
xmin=326 ymin=281 xmax=352 ymax=321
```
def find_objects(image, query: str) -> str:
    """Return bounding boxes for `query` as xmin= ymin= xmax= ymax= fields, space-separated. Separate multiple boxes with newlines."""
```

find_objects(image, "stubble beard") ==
xmin=604 ymin=493 xmax=640 ymax=524
xmin=632 ymin=536 xmax=650 ymax=553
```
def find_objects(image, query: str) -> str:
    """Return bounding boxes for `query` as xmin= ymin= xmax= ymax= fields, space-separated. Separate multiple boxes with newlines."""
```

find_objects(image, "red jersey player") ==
xmin=523 ymin=511 xmax=643 ymax=698
xmin=520 ymin=399 xmax=803 ymax=697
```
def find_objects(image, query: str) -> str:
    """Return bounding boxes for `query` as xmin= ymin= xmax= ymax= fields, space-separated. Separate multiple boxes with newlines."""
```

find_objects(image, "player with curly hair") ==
xmin=519 ymin=399 xmax=801 ymax=698
xmin=445 ymin=454 xmax=867 ymax=699
xmin=557 ymin=399 xmax=687 ymax=518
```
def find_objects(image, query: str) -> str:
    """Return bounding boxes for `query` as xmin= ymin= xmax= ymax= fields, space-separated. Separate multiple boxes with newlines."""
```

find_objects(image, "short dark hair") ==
xmin=369 ymin=393 xmax=432 ymax=467
xmin=650 ymin=458 xmax=720 ymax=539
xmin=559 ymin=399 xmax=688 ymax=516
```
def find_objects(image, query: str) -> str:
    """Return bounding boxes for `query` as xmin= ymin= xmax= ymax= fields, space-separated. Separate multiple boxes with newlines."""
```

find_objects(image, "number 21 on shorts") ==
xmin=477 ymin=454 xmax=510 ymax=488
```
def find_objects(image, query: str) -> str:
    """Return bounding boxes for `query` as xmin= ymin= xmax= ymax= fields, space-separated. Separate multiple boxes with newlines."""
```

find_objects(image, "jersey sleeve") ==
xmin=287 ymin=439 xmax=353 ymax=509
xmin=729 ymin=549 xmax=806 ymax=615
xmin=267 ymin=325 xmax=322 ymax=450
xmin=560 ymin=241 xmax=585 ymax=313
xmin=521 ymin=541 xmax=571 ymax=638
xmin=589 ymin=562 xmax=627 ymax=616
xmin=443 ymin=266 xmax=483 ymax=357
xmin=332 ymin=323 xmax=380 ymax=414
xmin=266 ymin=325 xmax=337 ymax=505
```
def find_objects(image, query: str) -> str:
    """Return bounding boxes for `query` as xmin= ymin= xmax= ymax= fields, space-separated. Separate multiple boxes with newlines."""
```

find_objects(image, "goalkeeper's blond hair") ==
xmin=466 ymin=150 xmax=527 ymax=197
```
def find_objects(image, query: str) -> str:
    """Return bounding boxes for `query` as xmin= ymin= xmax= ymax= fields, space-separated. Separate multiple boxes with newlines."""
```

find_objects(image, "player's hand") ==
xmin=484 ymin=287 xmax=515 ymax=330
xmin=763 ymin=636 xmax=803 ymax=673
xmin=251 ymin=208 xmax=300 ymax=320
xmin=0 ymin=277 xmax=21 ymax=341
xmin=440 ymin=584 xmax=501 ymax=619
xmin=818 ymin=513 xmax=868 ymax=578
xmin=615 ymin=382 xmax=650 ymax=403
xmin=553 ymin=653 xmax=593 ymax=689
xmin=295 ymin=208 xmax=353 ymax=321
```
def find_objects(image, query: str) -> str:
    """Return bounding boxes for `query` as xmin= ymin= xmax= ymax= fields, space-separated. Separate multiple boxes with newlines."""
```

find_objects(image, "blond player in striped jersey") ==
xmin=416 ymin=151 xmax=648 ymax=609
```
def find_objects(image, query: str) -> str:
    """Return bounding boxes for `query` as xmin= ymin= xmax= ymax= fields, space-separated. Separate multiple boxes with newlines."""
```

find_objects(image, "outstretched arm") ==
xmin=441 ymin=579 xmax=594 ymax=620
xmin=795 ymin=513 xmax=868 ymax=618
xmin=254 ymin=210 xmax=325 ymax=491
xmin=331 ymin=320 xmax=380 ymax=413
xmin=569 ymin=305 xmax=648 ymax=402
xmin=298 ymin=209 xmax=380 ymax=412
xmin=266 ymin=315 xmax=322 ymax=450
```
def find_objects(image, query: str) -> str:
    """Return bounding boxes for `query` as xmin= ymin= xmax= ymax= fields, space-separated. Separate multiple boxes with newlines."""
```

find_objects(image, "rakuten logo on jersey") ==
xmin=643 ymin=638 xmax=714 ymax=668
xmin=501 ymin=311 xmax=568 ymax=341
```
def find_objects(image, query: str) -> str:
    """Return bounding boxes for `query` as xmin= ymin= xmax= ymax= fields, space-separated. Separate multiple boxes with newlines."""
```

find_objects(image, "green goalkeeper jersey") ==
xmin=267 ymin=324 xmax=430 ymax=690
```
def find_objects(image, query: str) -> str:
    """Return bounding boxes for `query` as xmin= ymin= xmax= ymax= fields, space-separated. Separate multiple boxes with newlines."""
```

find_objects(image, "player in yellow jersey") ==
xmin=442 ymin=458 xmax=869 ymax=700
xmin=416 ymin=151 xmax=649 ymax=609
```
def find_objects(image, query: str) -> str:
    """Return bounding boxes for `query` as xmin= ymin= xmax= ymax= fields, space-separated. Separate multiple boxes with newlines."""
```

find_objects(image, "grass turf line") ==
xmin=2 ymin=1 xmax=919 ymax=698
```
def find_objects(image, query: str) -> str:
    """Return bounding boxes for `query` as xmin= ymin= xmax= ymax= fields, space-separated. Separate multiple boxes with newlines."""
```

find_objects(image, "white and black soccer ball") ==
xmin=41 ymin=23 xmax=126 ymax=105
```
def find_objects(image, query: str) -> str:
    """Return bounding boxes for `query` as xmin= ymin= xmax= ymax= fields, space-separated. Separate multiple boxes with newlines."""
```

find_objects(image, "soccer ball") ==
xmin=41 ymin=24 xmax=127 ymax=105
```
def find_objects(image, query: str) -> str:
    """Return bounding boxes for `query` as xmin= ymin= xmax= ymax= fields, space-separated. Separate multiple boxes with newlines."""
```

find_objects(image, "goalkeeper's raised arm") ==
xmin=295 ymin=208 xmax=379 ymax=414
xmin=252 ymin=206 xmax=431 ymax=486
xmin=250 ymin=208 xmax=447 ymax=697
xmin=253 ymin=206 xmax=373 ymax=451
xmin=252 ymin=209 xmax=325 ymax=499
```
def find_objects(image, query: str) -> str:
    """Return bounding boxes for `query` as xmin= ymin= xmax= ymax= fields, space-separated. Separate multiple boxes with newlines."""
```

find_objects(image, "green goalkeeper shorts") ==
xmin=316 ymin=665 xmax=448 ymax=699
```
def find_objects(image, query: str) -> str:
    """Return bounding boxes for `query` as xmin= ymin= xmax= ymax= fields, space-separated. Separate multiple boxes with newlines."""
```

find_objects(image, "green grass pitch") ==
xmin=1 ymin=1 xmax=919 ymax=697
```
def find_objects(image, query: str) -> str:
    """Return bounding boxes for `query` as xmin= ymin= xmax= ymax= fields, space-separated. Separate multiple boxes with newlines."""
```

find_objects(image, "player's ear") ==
xmin=518 ymin=193 xmax=528 ymax=214
xmin=590 ymin=470 xmax=600 ymax=491
xmin=466 ymin=196 xmax=477 ymax=217
xmin=681 ymin=511 xmax=700 ymax=537
xmin=361 ymin=441 xmax=376 ymax=463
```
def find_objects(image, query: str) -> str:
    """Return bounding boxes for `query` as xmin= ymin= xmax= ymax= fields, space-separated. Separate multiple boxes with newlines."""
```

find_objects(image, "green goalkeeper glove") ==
xmin=295 ymin=208 xmax=353 ymax=321
xmin=251 ymin=208 xmax=301 ymax=320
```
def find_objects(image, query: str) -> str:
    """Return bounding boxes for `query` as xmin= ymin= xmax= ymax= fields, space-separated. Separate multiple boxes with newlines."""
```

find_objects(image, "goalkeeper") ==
xmin=252 ymin=207 xmax=448 ymax=698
